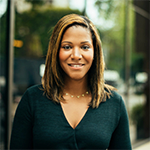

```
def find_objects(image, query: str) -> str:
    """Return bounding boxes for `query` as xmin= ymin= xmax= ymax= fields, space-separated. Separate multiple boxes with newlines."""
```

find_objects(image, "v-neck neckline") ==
xmin=59 ymin=104 xmax=90 ymax=130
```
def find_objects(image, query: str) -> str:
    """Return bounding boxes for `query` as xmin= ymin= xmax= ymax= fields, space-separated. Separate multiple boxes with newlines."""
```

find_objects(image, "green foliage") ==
xmin=95 ymin=0 xmax=115 ymax=19
xmin=130 ymin=103 xmax=145 ymax=139
xmin=94 ymin=0 xmax=141 ymax=79
xmin=131 ymin=103 xmax=144 ymax=125
xmin=13 ymin=8 xmax=81 ymax=58
xmin=95 ymin=1 xmax=125 ymax=74
xmin=0 ymin=7 xmax=81 ymax=58
xmin=25 ymin=0 xmax=45 ymax=7
xmin=131 ymin=52 xmax=144 ymax=76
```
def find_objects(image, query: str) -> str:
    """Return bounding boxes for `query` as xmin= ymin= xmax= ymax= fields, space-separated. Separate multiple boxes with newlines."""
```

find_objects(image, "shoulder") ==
xmin=18 ymin=84 xmax=53 ymax=112
xmin=110 ymin=90 xmax=122 ymax=101
xmin=104 ymin=84 xmax=122 ymax=104
xmin=104 ymin=90 xmax=126 ymax=111
xmin=20 ymin=84 xmax=45 ymax=104
xmin=108 ymin=91 xmax=128 ymax=115
xmin=14 ymin=85 xmax=44 ymax=116
xmin=107 ymin=90 xmax=123 ymax=103
xmin=24 ymin=84 xmax=44 ymax=97
xmin=26 ymin=84 xmax=43 ymax=93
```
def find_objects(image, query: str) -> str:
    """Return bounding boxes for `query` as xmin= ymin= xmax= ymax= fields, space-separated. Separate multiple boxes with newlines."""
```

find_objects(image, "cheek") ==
xmin=59 ymin=50 xmax=66 ymax=63
xmin=85 ymin=52 xmax=94 ymax=64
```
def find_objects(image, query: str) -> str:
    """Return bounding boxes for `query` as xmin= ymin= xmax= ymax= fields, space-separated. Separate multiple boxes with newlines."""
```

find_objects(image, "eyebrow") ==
xmin=81 ymin=41 xmax=92 ymax=44
xmin=61 ymin=41 xmax=72 ymax=44
xmin=61 ymin=41 xmax=92 ymax=44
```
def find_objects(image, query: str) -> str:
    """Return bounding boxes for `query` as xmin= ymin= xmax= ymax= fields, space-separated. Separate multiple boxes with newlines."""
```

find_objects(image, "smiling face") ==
xmin=59 ymin=25 xmax=94 ymax=81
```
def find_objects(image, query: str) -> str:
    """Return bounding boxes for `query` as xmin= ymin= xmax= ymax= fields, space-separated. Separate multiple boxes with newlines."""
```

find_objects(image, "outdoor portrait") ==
xmin=0 ymin=0 xmax=149 ymax=149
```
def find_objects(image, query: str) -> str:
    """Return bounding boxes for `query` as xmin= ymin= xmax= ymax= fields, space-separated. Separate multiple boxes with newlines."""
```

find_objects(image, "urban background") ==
xmin=0 ymin=0 xmax=149 ymax=149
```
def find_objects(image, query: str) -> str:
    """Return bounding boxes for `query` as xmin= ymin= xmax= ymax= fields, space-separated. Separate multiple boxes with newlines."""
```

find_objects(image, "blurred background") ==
xmin=0 ymin=0 xmax=149 ymax=149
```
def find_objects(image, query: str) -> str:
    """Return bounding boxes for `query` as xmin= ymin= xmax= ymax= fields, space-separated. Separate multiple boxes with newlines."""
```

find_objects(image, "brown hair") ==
xmin=42 ymin=14 xmax=115 ymax=108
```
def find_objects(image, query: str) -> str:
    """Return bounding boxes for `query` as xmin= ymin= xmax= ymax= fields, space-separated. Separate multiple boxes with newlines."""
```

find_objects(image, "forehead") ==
xmin=62 ymin=25 xmax=92 ymax=39
xmin=66 ymin=24 xmax=90 ymax=32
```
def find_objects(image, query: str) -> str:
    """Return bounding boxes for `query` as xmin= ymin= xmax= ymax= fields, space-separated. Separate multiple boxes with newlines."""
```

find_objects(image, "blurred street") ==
xmin=117 ymin=84 xmax=149 ymax=149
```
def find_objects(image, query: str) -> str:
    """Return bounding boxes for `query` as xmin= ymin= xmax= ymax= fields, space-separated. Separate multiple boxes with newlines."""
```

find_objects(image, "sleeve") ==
xmin=10 ymin=90 xmax=33 ymax=149
xmin=108 ymin=96 xmax=132 ymax=150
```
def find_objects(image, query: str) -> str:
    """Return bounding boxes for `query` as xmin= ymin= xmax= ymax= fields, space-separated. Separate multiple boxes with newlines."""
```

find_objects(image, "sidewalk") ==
xmin=133 ymin=138 xmax=150 ymax=150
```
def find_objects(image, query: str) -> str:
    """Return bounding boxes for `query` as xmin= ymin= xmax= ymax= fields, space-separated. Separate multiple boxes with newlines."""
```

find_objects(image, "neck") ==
xmin=63 ymin=78 xmax=89 ymax=95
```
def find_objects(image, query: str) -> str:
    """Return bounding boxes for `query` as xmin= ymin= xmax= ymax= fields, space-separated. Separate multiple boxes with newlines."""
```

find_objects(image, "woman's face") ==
xmin=59 ymin=25 xmax=94 ymax=81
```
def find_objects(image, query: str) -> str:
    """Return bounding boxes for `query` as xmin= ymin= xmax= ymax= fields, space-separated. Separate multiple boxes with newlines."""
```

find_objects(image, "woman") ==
xmin=10 ymin=14 xmax=132 ymax=149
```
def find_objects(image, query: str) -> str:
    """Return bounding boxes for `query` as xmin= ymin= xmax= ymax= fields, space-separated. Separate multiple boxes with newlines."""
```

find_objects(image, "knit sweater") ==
xmin=10 ymin=84 xmax=132 ymax=150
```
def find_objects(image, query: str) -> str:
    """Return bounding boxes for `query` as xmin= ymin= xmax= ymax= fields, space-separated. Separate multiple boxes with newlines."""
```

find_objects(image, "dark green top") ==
xmin=10 ymin=84 xmax=132 ymax=150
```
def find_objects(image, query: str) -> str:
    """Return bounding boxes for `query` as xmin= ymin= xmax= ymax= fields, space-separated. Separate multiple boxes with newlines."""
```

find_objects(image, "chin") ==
xmin=70 ymin=74 xmax=87 ymax=81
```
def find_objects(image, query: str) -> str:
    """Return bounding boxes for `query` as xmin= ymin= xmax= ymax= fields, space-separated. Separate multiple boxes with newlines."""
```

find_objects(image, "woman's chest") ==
xmin=32 ymin=102 xmax=119 ymax=149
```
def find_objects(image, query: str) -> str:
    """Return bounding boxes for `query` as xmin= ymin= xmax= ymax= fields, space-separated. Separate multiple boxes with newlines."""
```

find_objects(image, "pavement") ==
xmin=133 ymin=138 xmax=150 ymax=150
xmin=129 ymin=121 xmax=149 ymax=150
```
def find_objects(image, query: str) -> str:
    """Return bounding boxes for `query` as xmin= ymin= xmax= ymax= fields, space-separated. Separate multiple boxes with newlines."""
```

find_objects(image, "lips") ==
xmin=68 ymin=63 xmax=84 ymax=68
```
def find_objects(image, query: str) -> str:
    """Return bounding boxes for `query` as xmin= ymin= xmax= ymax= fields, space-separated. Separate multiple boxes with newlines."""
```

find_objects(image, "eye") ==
xmin=81 ymin=45 xmax=90 ymax=50
xmin=63 ymin=45 xmax=72 ymax=50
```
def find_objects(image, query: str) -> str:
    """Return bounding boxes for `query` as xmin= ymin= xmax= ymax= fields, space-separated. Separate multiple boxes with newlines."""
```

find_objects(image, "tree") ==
xmin=15 ymin=8 xmax=81 ymax=57
xmin=1 ymin=7 xmax=81 ymax=58
xmin=95 ymin=0 xmax=115 ymax=19
xmin=94 ymin=0 xmax=144 ymax=79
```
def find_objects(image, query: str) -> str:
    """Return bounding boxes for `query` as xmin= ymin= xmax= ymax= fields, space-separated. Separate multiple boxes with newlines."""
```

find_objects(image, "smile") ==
xmin=68 ymin=64 xmax=84 ymax=68
xmin=70 ymin=65 xmax=82 ymax=67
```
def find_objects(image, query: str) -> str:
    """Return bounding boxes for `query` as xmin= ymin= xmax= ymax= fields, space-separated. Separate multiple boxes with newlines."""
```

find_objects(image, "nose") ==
xmin=71 ymin=47 xmax=82 ymax=60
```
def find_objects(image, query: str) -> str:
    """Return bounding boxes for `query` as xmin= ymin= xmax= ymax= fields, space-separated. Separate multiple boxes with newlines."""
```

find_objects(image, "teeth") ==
xmin=71 ymin=65 xmax=81 ymax=67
